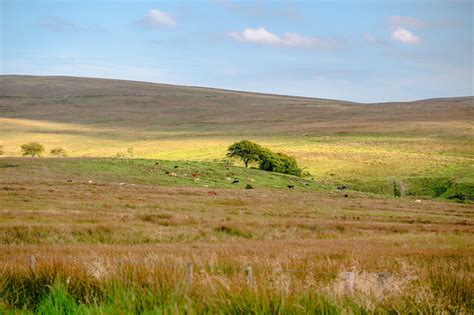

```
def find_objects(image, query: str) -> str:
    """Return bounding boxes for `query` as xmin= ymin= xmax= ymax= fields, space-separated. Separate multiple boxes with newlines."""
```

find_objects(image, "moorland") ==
xmin=0 ymin=75 xmax=473 ymax=313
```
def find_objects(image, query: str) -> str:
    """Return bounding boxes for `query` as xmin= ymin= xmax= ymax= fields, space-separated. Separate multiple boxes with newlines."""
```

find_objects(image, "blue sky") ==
xmin=1 ymin=0 xmax=472 ymax=102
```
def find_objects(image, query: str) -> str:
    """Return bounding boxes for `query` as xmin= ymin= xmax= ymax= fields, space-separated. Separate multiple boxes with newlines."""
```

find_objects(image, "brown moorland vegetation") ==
xmin=1 ymin=157 xmax=473 ymax=313
xmin=0 ymin=76 xmax=473 ymax=313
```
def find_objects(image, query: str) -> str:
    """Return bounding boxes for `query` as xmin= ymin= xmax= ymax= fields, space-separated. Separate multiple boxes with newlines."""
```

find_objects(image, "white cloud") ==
xmin=138 ymin=9 xmax=176 ymax=28
xmin=228 ymin=27 xmax=340 ymax=50
xmin=387 ymin=15 xmax=424 ymax=45
xmin=389 ymin=16 xmax=425 ymax=28
xmin=229 ymin=27 xmax=280 ymax=45
xmin=391 ymin=27 xmax=422 ymax=44
xmin=40 ymin=16 xmax=79 ymax=32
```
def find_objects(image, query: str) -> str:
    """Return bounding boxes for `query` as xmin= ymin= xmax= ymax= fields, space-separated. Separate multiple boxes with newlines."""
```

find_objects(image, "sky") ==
xmin=1 ymin=0 xmax=473 ymax=102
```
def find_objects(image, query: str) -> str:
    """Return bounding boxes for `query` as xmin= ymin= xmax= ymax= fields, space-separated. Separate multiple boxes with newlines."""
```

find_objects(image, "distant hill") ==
xmin=1 ymin=75 xmax=472 ymax=137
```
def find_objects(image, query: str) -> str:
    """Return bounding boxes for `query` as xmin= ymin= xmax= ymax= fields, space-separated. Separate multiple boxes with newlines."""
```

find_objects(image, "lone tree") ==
xmin=226 ymin=140 xmax=263 ymax=168
xmin=227 ymin=140 xmax=302 ymax=176
xmin=50 ymin=147 xmax=67 ymax=157
xmin=21 ymin=142 xmax=45 ymax=157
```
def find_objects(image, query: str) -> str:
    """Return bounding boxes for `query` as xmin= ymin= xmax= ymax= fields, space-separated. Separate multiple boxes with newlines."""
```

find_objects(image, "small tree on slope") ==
xmin=21 ymin=142 xmax=45 ymax=157
xmin=226 ymin=140 xmax=264 ymax=168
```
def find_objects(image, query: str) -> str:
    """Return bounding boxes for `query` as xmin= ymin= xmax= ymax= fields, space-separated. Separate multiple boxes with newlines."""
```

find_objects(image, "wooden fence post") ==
xmin=377 ymin=272 xmax=389 ymax=294
xmin=29 ymin=255 xmax=36 ymax=274
xmin=186 ymin=263 xmax=193 ymax=287
xmin=244 ymin=266 xmax=254 ymax=286
xmin=343 ymin=272 xmax=354 ymax=295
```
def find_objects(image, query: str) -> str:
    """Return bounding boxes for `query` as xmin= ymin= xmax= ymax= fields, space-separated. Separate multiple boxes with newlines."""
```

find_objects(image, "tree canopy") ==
xmin=50 ymin=147 xmax=67 ymax=157
xmin=226 ymin=140 xmax=264 ymax=168
xmin=226 ymin=140 xmax=302 ymax=176
xmin=21 ymin=142 xmax=45 ymax=157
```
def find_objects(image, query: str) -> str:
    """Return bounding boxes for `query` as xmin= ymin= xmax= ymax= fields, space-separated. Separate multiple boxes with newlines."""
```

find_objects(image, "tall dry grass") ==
xmin=1 ymin=242 xmax=473 ymax=313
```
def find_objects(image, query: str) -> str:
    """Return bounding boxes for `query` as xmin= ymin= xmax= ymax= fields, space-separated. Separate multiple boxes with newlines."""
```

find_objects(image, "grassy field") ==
xmin=1 ymin=75 xmax=473 ymax=198
xmin=0 ymin=76 xmax=473 ymax=313
xmin=1 ymin=157 xmax=473 ymax=313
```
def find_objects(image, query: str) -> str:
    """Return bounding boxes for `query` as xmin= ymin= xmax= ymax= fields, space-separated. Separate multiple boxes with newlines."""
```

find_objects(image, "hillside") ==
xmin=0 ymin=75 xmax=473 ymax=198
xmin=1 ymin=75 xmax=472 ymax=136
xmin=1 ymin=76 xmax=473 ymax=313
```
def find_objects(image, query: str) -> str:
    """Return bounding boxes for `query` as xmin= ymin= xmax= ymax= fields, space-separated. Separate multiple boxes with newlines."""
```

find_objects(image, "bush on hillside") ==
xmin=226 ymin=140 xmax=302 ymax=176
xmin=258 ymin=150 xmax=302 ymax=177
xmin=50 ymin=147 xmax=68 ymax=157
xmin=20 ymin=142 xmax=45 ymax=157
xmin=115 ymin=152 xmax=127 ymax=158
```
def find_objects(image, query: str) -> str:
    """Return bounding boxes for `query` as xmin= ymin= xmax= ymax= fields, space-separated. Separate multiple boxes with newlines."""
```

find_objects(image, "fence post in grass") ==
xmin=244 ymin=266 xmax=254 ymax=286
xmin=29 ymin=255 xmax=36 ymax=274
xmin=343 ymin=272 xmax=354 ymax=295
xmin=377 ymin=272 xmax=389 ymax=295
xmin=186 ymin=263 xmax=193 ymax=288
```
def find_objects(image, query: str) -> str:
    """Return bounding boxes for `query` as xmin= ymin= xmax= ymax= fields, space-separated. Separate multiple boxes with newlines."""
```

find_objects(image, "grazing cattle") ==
xmin=192 ymin=173 xmax=199 ymax=177
xmin=208 ymin=191 xmax=218 ymax=196
xmin=66 ymin=179 xmax=72 ymax=183
xmin=344 ymin=194 xmax=348 ymax=198
xmin=169 ymin=172 xmax=177 ymax=177
xmin=232 ymin=180 xmax=240 ymax=184
xmin=337 ymin=185 xmax=348 ymax=190
xmin=287 ymin=185 xmax=294 ymax=189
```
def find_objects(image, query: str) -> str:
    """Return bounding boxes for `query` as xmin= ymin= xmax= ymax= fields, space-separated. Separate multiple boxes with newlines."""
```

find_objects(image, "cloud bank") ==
xmin=391 ymin=27 xmax=422 ymax=44
xmin=138 ymin=9 xmax=176 ymax=28
xmin=389 ymin=16 xmax=424 ymax=44
xmin=228 ymin=27 xmax=340 ymax=50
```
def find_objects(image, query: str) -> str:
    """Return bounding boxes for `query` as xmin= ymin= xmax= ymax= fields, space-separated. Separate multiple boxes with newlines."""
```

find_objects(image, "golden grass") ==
xmin=1 ymin=174 xmax=473 ymax=312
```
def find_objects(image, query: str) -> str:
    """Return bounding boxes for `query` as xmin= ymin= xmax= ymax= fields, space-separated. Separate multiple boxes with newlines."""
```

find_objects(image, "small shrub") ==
xmin=20 ymin=142 xmax=45 ymax=157
xmin=115 ymin=152 xmax=126 ymax=158
xmin=50 ymin=147 xmax=67 ymax=157
xmin=245 ymin=184 xmax=254 ymax=189
xmin=215 ymin=225 xmax=252 ymax=238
